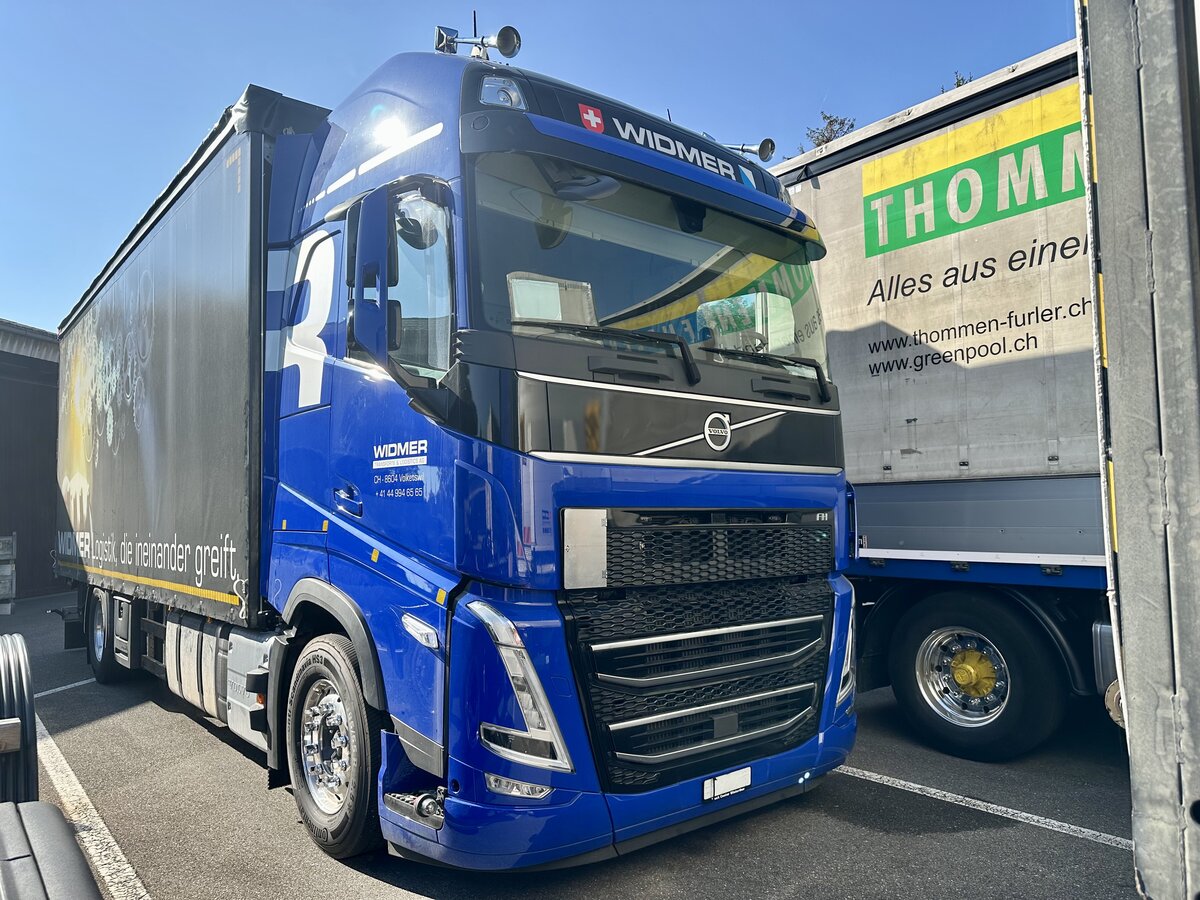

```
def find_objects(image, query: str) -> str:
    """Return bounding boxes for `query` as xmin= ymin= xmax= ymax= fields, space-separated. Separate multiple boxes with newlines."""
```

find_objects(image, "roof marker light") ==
xmin=480 ymin=76 xmax=527 ymax=110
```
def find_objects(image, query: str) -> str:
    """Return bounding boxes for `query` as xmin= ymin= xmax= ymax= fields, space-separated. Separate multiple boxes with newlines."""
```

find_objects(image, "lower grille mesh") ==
xmin=560 ymin=577 xmax=833 ymax=792
xmin=570 ymin=579 xmax=830 ymax=643
xmin=610 ymin=683 xmax=818 ymax=763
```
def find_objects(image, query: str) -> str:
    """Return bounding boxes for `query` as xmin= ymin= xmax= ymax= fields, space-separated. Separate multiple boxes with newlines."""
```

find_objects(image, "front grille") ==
xmin=570 ymin=578 xmax=829 ymax=642
xmin=561 ymin=507 xmax=837 ymax=792
xmin=561 ymin=572 xmax=834 ymax=793
xmin=605 ymin=513 xmax=832 ymax=588
xmin=587 ymin=651 xmax=825 ymax=725
xmin=592 ymin=613 xmax=826 ymax=687
xmin=609 ymin=683 xmax=818 ymax=764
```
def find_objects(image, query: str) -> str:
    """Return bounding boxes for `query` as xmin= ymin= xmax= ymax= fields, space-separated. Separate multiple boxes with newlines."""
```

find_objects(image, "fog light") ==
xmin=485 ymin=772 xmax=553 ymax=799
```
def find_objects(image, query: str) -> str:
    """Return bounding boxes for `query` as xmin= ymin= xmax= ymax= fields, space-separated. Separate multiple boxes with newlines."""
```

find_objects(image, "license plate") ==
xmin=703 ymin=766 xmax=751 ymax=801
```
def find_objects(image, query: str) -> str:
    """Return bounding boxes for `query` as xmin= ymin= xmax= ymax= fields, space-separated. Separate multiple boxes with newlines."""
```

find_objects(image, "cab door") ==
xmin=325 ymin=185 xmax=458 ymax=771
xmin=270 ymin=229 xmax=342 ymax=599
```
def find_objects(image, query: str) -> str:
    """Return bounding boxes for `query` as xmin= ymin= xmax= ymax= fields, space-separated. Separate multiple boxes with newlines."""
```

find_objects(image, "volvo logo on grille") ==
xmin=703 ymin=412 xmax=732 ymax=452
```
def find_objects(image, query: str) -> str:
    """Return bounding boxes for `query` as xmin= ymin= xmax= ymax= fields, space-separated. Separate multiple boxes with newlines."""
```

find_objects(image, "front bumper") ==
xmin=379 ymin=711 xmax=855 ymax=871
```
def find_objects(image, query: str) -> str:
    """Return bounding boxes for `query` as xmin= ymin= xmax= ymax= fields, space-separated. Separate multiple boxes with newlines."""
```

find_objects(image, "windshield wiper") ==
xmin=700 ymin=344 xmax=832 ymax=403
xmin=517 ymin=320 xmax=701 ymax=385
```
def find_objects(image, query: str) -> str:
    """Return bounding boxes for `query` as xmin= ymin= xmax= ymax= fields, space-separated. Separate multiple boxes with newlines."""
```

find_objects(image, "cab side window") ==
xmin=389 ymin=194 xmax=452 ymax=377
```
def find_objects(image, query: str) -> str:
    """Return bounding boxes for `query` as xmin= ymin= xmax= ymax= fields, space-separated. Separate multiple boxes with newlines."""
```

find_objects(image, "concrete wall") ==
xmin=0 ymin=321 xmax=62 ymax=597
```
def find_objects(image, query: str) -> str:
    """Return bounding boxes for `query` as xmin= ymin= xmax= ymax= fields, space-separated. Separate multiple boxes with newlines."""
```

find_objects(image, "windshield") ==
xmin=471 ymin=152 xmax=829 ymax=376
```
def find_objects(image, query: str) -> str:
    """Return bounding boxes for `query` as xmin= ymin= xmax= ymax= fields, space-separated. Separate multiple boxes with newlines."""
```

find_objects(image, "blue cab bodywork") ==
xmin=261 ymin=50 xmax=856 ymax=869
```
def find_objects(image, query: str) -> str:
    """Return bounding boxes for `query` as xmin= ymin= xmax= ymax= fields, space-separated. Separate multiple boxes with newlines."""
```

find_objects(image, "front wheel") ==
xmin=889 ymin=592 xmax=1066 ymax=761
xmin=285 ymin=635 xmax=385 ymax=858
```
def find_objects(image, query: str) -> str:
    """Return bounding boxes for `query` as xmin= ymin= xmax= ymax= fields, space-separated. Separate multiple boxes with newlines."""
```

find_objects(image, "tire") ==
xmin=285 ymin=635 xmax=385 ymax=858
xmin=0 ymin=633 xmax=38 ymax=802
xmin=889 ymin=591 xmax=1066 ymax=761
xmin=86 ymin=588 xmax=125 ymax=684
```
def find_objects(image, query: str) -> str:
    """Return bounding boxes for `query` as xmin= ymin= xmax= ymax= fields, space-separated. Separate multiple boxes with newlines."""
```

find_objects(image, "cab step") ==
xmin=383 ymin=787 xmax=446 ymax=830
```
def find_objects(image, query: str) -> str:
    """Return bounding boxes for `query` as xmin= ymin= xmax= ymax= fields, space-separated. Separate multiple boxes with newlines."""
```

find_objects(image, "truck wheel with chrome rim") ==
xmin=285 ymin=634 xmax=385 ymax=858
xmin=86 ymin=587 xmax=125 ymax=683
xmin=889 ymin=591 xmax=1065 ymax=761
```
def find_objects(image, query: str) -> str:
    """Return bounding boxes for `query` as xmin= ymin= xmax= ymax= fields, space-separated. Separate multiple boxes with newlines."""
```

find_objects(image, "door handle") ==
xmin=334 ymin=486 xmax=363 ymax=518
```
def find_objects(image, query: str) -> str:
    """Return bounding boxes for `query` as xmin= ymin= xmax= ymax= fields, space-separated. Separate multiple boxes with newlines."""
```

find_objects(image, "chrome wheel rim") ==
xmin=915 ymin=627 xmax=1010 ymax=727
xmin=91 ymin=596 xmax=105 ymax=662
xmin=299 ymin=679 xmax=352 ymax=814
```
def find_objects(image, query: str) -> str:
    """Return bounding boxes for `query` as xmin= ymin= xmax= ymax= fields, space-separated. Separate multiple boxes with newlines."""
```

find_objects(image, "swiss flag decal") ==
xmin=578 ymin=103 xmax=605 ymax=133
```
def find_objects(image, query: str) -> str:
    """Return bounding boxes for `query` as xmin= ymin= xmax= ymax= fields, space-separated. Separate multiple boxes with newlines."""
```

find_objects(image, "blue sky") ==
xmin=0 ymin=1 xmax=1075 ymax=332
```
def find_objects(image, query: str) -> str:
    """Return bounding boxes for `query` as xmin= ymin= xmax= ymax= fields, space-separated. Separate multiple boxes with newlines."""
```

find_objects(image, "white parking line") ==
xmin=35 ymin=677 xmax=96 ymax=699
xmin=836 ymin=765 xmax=1134 ymax=851
xmin=35 ymin=714 xmax=151 ymax=899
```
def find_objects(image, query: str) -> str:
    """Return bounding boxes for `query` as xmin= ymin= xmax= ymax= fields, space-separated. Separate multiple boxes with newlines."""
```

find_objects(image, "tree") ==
xmin=802 ymin=111 xmax=856 ymax=150
xmin=941 ymin=70 xmax=974 ymax=93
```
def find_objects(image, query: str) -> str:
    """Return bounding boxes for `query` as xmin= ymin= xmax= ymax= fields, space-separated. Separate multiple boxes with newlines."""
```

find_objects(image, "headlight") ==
xmin=468 ymin=600 xmax=573 ymax=772
xmin=836 ymin=586 xmax=856 ymax=706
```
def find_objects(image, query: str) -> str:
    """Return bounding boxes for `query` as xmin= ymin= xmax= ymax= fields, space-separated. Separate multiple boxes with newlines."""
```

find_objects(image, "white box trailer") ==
xmin=773 ymin=41 xmax=1115 ymax=758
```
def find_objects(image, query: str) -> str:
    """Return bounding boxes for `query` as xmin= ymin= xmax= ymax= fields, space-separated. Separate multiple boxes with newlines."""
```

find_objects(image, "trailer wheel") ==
xmin=889 ymin=592 xmax=1066 ymax=761
xmin=0 ymin=633 xmax=38 ymax=803
xmin=86 ymin=588 xmax=125 ymax=684
xmin=286 ymin=635 xmax=385 ymax=859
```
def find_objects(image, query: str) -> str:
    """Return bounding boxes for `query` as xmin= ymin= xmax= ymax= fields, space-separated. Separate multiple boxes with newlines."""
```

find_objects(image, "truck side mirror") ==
xmin=352 ymin=185 xmax=392 ymax=363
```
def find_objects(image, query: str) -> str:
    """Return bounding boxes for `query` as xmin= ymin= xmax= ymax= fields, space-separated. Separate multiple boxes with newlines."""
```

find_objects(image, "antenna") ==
xmin=666 ymin=108 xmax=673 ymax=123
xmin=472 ymin=10 xmax=478 ymax=38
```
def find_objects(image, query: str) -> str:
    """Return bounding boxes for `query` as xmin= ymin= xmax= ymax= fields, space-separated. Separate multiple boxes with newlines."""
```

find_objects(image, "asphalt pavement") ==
xmin=9 ymin=592 xmax=1136 ymax=899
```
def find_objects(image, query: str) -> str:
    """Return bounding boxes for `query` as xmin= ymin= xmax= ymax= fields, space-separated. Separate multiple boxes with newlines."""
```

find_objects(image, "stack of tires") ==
xmin=0 ymin=633 xmax=37 ymax=803
xmin=0 ymin=633 xmax=104 ymax=899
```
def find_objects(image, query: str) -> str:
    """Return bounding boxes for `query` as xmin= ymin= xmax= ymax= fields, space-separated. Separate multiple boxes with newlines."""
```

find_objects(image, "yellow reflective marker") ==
xmin=281 ymin=519 xmax=287 ymax=531
xmin=436 ymin=588 xmax=447 ymax=606
xmin=371 ymin=548 xmax=380 ymax=563
xmin=322 ymin=520 xmax=329 ymax=532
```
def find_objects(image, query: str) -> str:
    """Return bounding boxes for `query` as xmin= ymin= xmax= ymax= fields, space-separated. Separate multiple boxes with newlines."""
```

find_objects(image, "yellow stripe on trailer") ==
xmin=862 ymin=82 xmax=1082 ymax=196
xmin=58 ymin=561 xmax=241 ymax=606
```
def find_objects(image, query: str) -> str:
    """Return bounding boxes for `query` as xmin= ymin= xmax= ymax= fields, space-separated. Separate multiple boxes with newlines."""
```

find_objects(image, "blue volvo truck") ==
xmin=55 ymin=28 xmax=855 ymax=869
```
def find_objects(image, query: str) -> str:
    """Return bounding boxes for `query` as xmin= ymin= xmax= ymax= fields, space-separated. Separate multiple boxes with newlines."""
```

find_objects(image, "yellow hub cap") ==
xmin=949 ymin=649 xmax=997 ymax=698
xmin=916 ymin=628 xmax=1010 ymax=726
